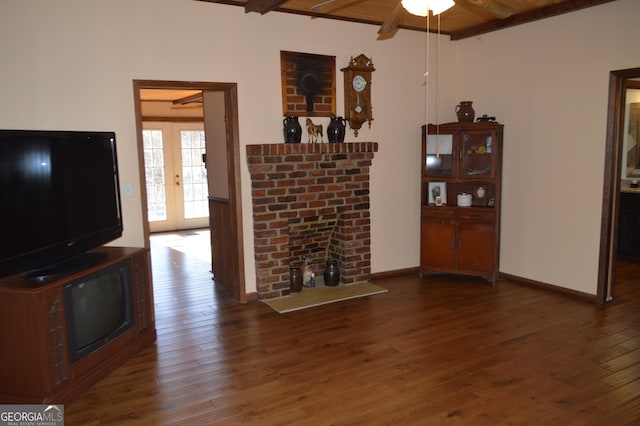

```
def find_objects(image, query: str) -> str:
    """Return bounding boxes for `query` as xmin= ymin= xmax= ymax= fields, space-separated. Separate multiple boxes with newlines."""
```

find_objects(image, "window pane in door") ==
xmin=143 ymin=129 xmax=167 ymax=222
xmin=180 ymin=130 xmax=208 ymax=219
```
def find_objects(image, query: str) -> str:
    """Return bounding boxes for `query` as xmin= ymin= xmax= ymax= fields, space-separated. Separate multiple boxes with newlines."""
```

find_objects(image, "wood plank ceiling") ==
xmin=199 ymin=0 xmax=618 ymax=40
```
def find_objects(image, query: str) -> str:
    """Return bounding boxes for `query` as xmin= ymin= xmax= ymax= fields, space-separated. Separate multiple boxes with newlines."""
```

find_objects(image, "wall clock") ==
xmin=341 ymin=54 xmax=375 ymax=137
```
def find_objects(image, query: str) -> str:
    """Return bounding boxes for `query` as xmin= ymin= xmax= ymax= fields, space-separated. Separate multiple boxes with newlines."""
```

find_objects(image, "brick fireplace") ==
xmin=246 ymin=142 xmax=378 ymax=300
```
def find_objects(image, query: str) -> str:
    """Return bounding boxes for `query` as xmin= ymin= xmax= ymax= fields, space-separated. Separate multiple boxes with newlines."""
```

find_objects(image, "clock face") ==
xmin=352 ymin=75 xmax=367 ymax=92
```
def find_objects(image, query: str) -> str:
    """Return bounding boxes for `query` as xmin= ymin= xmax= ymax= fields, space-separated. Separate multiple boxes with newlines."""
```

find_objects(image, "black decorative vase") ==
xmin=290 ymin=264 xmax=303 ymax=292
xmin=283 ymin=116 xmax=302 ymax=143
xmin=323 ymin=259 xmax=340 ymax=286
xmin=327 ymin=116 xmax=347 ymax=143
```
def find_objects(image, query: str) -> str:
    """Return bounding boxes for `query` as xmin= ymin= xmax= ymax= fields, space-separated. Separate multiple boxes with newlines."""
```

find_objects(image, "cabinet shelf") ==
xmin=420 ymin=122 xmax=503 ymax=283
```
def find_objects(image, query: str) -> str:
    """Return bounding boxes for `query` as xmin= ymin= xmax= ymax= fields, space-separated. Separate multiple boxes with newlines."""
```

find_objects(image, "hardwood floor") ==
xmin=65 ymin=234 xmax=640 ymax=425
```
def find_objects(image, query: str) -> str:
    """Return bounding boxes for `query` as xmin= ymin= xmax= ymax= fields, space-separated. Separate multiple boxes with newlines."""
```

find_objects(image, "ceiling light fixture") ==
xmin=401 ymin=0 xmax=454 ymax=17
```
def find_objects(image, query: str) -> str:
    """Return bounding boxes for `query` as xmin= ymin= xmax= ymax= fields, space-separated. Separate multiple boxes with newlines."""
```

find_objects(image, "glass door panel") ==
xmin=425 ymin=134 xmax=454 ymax=177
xmin=179 ymin=129 xmax=208 ymax=220
xmin=461 ymin=132 xmax=493 ymax=178
xmin=143 ymin=129 xmax=169 ymax=223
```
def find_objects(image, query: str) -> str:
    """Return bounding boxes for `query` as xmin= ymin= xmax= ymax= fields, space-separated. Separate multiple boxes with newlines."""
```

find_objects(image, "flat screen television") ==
xmin=0 ymin=130 xmax=123 ymax=280
xmin=64 ymin=259 xmax=135 ymax=364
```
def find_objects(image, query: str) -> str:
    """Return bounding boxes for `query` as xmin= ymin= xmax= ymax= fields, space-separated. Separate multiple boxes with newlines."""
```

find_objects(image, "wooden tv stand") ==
xmin=0 ymin=247 xmax=156 ymax=404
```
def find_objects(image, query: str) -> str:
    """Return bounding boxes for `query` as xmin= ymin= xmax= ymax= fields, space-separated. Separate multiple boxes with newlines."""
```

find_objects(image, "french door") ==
xmin=143 ymin=122 xmax=209 ymax=233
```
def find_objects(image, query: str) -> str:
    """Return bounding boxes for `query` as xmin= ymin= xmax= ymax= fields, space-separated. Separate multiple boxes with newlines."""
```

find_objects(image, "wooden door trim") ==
xmin=133 ymin=80 xmax=247 ymax=302
xmin=598 ymin=67 xmax=640 ymax=303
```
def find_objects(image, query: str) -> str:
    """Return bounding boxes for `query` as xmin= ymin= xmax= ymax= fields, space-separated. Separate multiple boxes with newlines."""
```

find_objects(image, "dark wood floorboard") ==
xmin=65 ymin=234 xmax=640 ymax=425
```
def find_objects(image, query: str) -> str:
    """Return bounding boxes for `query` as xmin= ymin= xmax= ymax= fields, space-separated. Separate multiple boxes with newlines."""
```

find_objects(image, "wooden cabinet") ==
xmin=0 ymin=247 xmax=156 ymax=403
xmin=420 ymin=122 xmax=503 ymax=282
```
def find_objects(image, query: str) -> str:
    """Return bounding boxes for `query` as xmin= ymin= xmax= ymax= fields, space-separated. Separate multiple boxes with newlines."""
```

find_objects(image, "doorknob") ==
xmin=176 ymin=174 xmax=180 ymax=186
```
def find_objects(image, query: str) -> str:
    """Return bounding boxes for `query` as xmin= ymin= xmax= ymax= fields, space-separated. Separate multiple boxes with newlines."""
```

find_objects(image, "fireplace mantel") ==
xmin=246 ymin=142 xmax=378 ymax=299
xmin=246 ymin=142 xmax=378 ymax=157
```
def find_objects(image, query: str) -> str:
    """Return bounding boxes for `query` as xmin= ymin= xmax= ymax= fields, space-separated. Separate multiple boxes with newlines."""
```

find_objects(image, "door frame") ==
xmin=597 ymin=67 xmax=640 ymax=303
xmin=133 ymin=80 xmax=247 ymax=302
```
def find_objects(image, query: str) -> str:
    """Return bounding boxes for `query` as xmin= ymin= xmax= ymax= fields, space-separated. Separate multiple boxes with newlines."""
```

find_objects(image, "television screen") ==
xmin=0 ymin=130 xmax=123 ymax=279
xmin=65 ymin=259 xmax=134 ymax=363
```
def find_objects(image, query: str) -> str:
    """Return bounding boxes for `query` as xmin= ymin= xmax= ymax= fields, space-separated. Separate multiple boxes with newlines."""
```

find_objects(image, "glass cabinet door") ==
xmin=425 ymin=133 xmax=454 ymax=177
xmin=461 ymin=132 xmax=494 ymax=178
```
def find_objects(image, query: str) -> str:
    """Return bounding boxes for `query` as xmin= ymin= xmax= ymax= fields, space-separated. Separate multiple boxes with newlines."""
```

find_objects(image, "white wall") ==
xmin=444 ymin=0 xmax=639 ymax=294
xmin=0 ymin=0 xmax=429 ymax=295
xmin=1 ymin=0 xmax=636 ymax=296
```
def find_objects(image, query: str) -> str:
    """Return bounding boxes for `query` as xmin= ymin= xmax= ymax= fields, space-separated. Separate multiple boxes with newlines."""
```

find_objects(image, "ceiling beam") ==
xmin=451 ymin=0 xmax=619 ymax=40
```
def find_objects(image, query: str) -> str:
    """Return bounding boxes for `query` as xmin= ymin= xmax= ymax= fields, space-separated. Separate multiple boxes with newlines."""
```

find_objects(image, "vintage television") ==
xmin=64 ymin=259 xmax=135 ymax=364
xmin=0 ymin=130 xmax=123 ymax=280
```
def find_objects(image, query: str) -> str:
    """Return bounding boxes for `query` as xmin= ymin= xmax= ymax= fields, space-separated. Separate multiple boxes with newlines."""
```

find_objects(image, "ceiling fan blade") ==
xmin=377 ymin=1 xmax=404 ymax=40
xmin=456 ymin=0 xmax=514 ymax=19
xmin=244 ymin=0 xmax=288 ymax=15
xmin=310 ymin=0 xmax=345 ymax=11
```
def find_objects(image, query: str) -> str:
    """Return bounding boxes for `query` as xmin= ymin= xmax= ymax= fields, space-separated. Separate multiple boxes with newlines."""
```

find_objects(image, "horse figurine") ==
xmin=305 ymin=118 xmax=323 ymax=143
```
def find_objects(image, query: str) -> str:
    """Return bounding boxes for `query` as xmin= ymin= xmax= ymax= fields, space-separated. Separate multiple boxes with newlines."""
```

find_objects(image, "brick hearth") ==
xmin=246 ymin=142 xmax=378 ymax=299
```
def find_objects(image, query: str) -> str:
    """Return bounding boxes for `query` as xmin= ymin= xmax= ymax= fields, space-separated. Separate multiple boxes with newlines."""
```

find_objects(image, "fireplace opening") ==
xmin=288 ymin=214 xmax=339 ymax=285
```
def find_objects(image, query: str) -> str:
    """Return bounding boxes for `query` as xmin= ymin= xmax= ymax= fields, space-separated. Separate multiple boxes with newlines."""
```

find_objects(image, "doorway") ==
xmin=133 ymin=80 xmax=247 ymax=302
xmin=598 ymin=67 xmax=640 ymax=303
